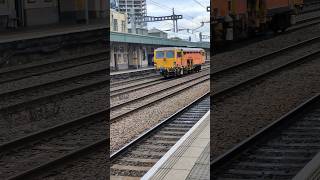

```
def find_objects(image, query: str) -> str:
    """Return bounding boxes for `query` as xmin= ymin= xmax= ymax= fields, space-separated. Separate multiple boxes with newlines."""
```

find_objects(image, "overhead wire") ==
xmin=146 ymin=0 xmax=209 ymax=40
xmin=148 ymin=0 xmax=198 ymax=25
xmin=193 ymin=0 xmax=206 ymax=9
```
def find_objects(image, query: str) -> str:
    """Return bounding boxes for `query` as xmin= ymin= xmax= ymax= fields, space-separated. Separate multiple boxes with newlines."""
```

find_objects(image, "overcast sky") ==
xmin=146 ymin=0 xmax=210 ymax=42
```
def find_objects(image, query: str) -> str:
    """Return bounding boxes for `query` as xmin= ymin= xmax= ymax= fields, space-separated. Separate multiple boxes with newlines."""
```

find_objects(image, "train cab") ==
xmin=154 ymin=47 xmax=205 ymax=78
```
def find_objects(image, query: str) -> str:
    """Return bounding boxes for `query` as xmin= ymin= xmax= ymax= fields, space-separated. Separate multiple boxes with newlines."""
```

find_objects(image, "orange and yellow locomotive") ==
xmin=154 ymin=47 xmax=206 ymax=78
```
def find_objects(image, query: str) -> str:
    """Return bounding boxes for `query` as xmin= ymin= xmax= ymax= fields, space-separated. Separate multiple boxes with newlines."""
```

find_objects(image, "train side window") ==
xmin=177 ymin=52 xmax=182 ymax=58
xmin=166 ymin=51 xmax=174 ymax=58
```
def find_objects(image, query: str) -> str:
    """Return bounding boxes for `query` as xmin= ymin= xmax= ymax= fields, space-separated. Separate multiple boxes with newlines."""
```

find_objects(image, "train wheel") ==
xmin=281 ymin=27 xmax=287 ymax=33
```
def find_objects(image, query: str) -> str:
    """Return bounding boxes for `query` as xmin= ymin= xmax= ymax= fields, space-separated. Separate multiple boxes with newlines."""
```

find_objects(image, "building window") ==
xmin=121 ymin=20 xmax=126 ymax=32
xmin=113 ymin=19 xmax=118 ymax=31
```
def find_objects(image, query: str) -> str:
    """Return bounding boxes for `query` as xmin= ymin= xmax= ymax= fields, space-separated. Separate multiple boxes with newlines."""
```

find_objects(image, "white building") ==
xmin=110 ymin=9 xmax=128 ymax=33
xmin=117 ymin=0 xmax=147 ymax=34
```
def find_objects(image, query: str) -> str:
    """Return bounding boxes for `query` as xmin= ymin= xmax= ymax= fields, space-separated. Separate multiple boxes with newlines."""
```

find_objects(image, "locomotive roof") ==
xmin=155 ymin=47 xmax=204 ymax=52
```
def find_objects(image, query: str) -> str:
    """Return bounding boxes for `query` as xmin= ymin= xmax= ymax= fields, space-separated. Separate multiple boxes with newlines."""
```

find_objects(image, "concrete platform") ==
xmin=110 ymin=67 xmax=156 ymax=76
xmin=142 ymin=111 xmax=210 ymax=180
xmin=293 ymin=151 xmax=320 ymax=180
xmin=0 ymin=22 xmax=106 ymax=44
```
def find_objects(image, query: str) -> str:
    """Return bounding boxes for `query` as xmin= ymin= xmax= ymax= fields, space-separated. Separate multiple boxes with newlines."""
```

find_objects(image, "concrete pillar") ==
xmin=110 ymin=43 xmax=115 ymax=70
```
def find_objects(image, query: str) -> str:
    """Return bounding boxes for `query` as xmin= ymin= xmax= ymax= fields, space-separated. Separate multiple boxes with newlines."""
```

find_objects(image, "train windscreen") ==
xmin=156 ymin=51 xmax=165 ymax=58
xmin=166 ymin=51 xmax=174 ymax=58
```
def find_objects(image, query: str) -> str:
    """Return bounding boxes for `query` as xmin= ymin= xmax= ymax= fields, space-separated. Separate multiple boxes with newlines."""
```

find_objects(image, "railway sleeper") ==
xmin=240 ymin=155 xmax=312 ymax=164
xmin=112 ymin=160 xmax=155 ymax=167
xmin=216 ymin=171 xmax=293 ymax=180
xmin=132 ymin=145 xmax=169 ymax=152
xmin=129 ymin=150 xmax=165 ymax=157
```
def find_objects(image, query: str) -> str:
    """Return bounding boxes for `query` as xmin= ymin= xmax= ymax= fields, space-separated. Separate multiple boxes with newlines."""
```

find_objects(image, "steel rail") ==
xmin=110 ymin=75 xmax=210 ymax=123
xmin=110 ymin=92 xmax=209 ymax=161
xmin=111 ymin=66 xmax=210 ymax=97
xmin=213 ymin=49 xmax=320 ymax=98
xmin=0 ymin=50 xmax=107 ymax=84
xmin=0 ymin=66 xmax=106 ymax=103
xmin=0 ymin=73 xmax=108 ymax=113
xmin=211 ymin=93 xmax=320 ymax=179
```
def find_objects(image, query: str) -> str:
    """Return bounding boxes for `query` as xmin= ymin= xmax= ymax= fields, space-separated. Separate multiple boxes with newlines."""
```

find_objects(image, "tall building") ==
xmin=110 ymin=9 xmax=128 ymax=33
xmin=118 ymin=0 xmax=147 ymax=33
xmin=110 ymin=0 xmax=118 ymax=9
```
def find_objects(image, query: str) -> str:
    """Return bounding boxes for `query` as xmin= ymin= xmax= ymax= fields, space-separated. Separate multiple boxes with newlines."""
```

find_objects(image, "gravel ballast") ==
xmin=0 ymin=87 xmax=107 ymax=144
xmin=111 ymin=81 xmax=209 ymax=153
xmin=111 ymin=76 xmax=209 ymax=119
xmin=111 ymin=70 xmax=209 ymax=106
xmin=212 ymin=23 xmax=320 ymax=72
xmin=211 ymin=56 xmax=320 ymax=159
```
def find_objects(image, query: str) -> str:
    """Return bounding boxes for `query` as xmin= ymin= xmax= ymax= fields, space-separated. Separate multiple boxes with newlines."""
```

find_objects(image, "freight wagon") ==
xmin=212 ymin=0 xmax=304 ymax=45
xmin=154 ymin=47 xmax=206 ymax=78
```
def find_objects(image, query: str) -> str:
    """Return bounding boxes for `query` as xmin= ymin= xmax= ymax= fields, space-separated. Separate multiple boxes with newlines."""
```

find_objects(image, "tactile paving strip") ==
xmin=186 ymin=143 xmax=210 ymax=180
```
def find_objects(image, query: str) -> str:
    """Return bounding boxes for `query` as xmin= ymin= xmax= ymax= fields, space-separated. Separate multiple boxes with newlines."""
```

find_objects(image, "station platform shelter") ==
xmin=110 ymin=31 xmax=210 ymax=71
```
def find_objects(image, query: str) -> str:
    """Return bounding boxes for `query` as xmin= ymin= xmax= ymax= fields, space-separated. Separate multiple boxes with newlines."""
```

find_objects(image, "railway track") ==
xmin=212 ymin=35 xmax=320 ymax=97
xmin=211 ymin=93 xmax=320 ymax=179
xmin=210 ymin=18 xmax=320 ymax=179
xmin=110 ymin=60 xmax=210 ymax=82
xmin=0 ymin=60 xmax=107 ymax=112
xmin=287 ymin=13 xmax=320 ymax=32
xmin=111 ymin=74 xmax=161 ymax=87
xmin=110 ymin=93 xmax=210 ymax=179
xmin=108 ymin=36 xmax=319 ymax=179
xmin=111 ymin=65 xmax=210 ymax=97
xmin=301 ymin=3 xmax=320 ymax=14
xmin=296 ymin=14 xmax=320 ymax=25
xmin=0 ymin=90 xmax=210 ymax=179
xmin=0 ymin=63 xmax=209 ymax=179
xmin=0 ymin=108 xmax=107 ymax=179
xmin=110 ymin=70 xmax=209 ymax=122
xmin=0 ymin=53 xmax=108 ymax=179
xmin=0 ymin=50 xmax=106 ymax=84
